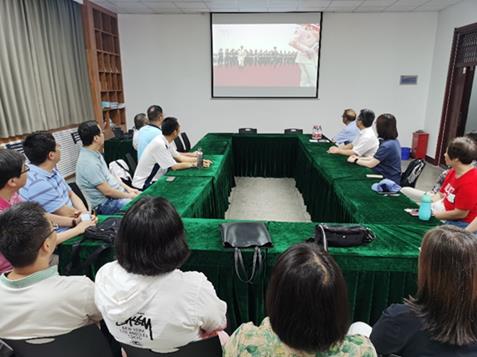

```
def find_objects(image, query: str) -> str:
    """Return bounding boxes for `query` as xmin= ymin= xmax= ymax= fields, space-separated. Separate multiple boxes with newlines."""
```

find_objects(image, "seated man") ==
xmin=137 ymin=104 xmax=163 ymax=159
xmin=0 ymin=202 xmax=101 ymax=339
xmin=133 ymin=117 xmax=211 ymax=190
xmin=20 ymin=131 xmax=88 ymax=219
xmin=433 ymin=137 xmax=477 ymax=228
xmin=132 ymin=113 xmax=148 ymax=150
xmin=328 ymin=109 xmax=378 ymax=157
xmin=76 ymin=121 xmax=139 ymax=214
xmin=0 ymin=149 xmax=95 ymax=274
xmin=333 ymin=109 xmax=360 ymax=145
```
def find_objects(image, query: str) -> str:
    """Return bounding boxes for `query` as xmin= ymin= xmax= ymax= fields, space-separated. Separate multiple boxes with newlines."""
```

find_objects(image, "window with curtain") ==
xmin=0 ymin=0 xmax=94 ymax=138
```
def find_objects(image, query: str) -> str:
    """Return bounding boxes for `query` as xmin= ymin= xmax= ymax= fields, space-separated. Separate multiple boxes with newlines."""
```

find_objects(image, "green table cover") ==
xmin=60 ymin=132 xmax=441 ymax=332
xmin=166 ymin=155 xmax=235 ymax=218
xmin=122 ymin=176 xmax=215 ymax=218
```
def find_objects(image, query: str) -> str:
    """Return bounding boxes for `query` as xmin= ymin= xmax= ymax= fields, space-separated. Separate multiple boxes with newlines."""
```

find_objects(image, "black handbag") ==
xmin=220 ymin=222 xmax=272 ymax=284
xmin=310 ymin=224 xmax=375 ymax=251
xmin=64 ymin=217 xmax=122 ymax=275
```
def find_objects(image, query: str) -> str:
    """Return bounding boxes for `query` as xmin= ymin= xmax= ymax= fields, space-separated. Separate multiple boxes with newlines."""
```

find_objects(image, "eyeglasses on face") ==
xmin=21 ymin=164 xmax=30 ymax=175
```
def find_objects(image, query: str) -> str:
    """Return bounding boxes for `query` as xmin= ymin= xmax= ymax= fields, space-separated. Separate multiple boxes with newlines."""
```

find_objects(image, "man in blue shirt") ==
xmin=76 ymin=121 xmax=139 ymax=214
xmin=137 ymin=104 xmax=164 ymax=159
xmin=333 ymin=109 xmax=360 ymax=145
xmin=20 ymin=132 xmax=88 ymax=218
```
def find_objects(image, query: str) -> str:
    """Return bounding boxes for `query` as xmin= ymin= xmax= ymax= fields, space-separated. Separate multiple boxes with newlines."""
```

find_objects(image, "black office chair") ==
xmin=238 ymin=128 xmax=257 ymax=134
xmin=125 ymin=152 xmax=137 ymax=174
xmin=71 ymin=132 xmax=81 ymax=144
xmin=69 ymin=182 xmax=89 ymax=209
xmin=181 ymin=133 xmax=191 ymax=151
xmin=121 ymin=336 xmax=222 ymax=357
xmin=174 ymin=136 xmax=186 ymax=152
xmin=112 ymin=127 xmax=125 ymax=139
xmin=284 ymin=128 xmax=303 ymax=134
xmin=400 ymin=159 xmax=426 ymax=188
xmin=2 ymin=324 xmax=113 ymax=357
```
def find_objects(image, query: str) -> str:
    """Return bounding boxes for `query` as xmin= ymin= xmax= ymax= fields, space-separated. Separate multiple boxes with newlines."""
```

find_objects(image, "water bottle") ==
xmin=196 ymin=148 xmax=203 ymax=169
xmin=418 ymin=193 xmax=432 ymax=221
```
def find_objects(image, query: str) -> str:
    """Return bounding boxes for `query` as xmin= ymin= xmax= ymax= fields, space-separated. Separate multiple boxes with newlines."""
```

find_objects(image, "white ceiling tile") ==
xmin=176 ymin=1 xmax=208 ymax=9
xmin=354 ymin=5 xmax=387 ymax=12
xmin=415 ymin=0 xmax=462 ymax=11
xmin=142 ymin=1 xmax=176 ymax=8
xmin=299 ymin=0 xmax=331 ymax=5
xmin=360 ymin=0 xmax=396 ymax=5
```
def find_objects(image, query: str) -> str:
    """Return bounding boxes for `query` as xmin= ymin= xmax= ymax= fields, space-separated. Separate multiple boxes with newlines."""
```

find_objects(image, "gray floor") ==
xmin=225 ymin=177 xmax=312 ymax=222
xmin=225 ymin=162 xmax=444 ymax=222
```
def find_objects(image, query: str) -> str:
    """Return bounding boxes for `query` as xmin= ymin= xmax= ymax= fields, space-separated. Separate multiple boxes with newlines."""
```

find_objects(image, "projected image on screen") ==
xmin=211 ymin=13 xmax=322 ymax=98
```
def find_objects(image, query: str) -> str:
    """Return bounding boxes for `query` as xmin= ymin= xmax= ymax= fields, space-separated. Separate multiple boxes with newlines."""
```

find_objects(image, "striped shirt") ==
xmin=20 ymin=165 xmax=72 ymax=213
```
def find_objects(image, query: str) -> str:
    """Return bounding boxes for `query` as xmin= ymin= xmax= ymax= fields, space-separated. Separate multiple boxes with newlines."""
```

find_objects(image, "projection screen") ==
xmin=211 ymin=12 xmax=323 ymax=98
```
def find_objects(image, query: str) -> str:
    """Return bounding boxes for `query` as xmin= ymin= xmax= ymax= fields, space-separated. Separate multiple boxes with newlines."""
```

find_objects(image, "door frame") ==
xmin=434 ymin=22 xmax=477 ymax=166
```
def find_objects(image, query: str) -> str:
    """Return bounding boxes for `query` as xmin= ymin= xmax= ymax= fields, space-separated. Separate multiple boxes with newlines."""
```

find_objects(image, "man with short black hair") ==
xmin=328 ymin=109 xmax=379 ymax=157
xmin=133 ymin=117 xmax=212 ymax=190
xmin=76 ymin=121 xmax=139 ymax=214
xmin=333 ymin=109 xmax=360 ymax=145
xmin=21 ymin=131 xmax=88 ymax=218
xmin=137 ymin=104 xmax=164 ymax=159
xmin=0 ymin=202 xmax=101 ymax=339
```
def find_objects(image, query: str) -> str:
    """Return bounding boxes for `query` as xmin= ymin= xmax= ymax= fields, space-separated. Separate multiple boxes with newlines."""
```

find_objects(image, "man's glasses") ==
xmin=37 ymin=222 xmax=59 ymax=249
xmin=21 ymin=164 xmax=30 ymax=175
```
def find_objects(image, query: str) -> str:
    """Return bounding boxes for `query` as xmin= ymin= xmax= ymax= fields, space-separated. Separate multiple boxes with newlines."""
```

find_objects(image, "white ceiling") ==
xmin=92 ymin=0 xmax=464 ymax=14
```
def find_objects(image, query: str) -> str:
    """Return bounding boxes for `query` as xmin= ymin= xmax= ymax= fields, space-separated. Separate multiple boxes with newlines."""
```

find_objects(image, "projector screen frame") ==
xmin=210 ymin=12 xmax=323 ymax=99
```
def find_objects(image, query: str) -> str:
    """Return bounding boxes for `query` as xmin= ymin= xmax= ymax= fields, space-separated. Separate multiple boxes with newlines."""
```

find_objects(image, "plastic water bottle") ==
xmin=312 ymin=125 xmax=322 ymax=140
xmin=418 ymin=193 xmax=432 ymax=221
xmin=196 ymin=148 xmax=203 ymax=169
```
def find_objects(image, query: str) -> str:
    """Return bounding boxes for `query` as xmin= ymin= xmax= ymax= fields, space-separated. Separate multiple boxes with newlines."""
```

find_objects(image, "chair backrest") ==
xmin=284 ymin=128 xmax=303 ymax=134
xmin=68 ymin=182 xmax=88 ymax=209
xmin=181 ymin=132 xmax=191 ymax=151
xmin=174 ymin=136 xmax=186 ymax=152
xmin=121 ymin=336 xmax=222 ymax=357
xmin=400 ymin=159 xmax=426 ymax=188
xmin=112 ymin=127 xmax=124 ymax=139
xmin=71 ymin=132 xmax=81 ymax=145
xmin=238 ymin=128 xmax=257 ymax=134
xmin=5 ymin=141 xmax=24 ymax=154
xmin=2 ymin=324 xmax=113 ymax=357
xmin=125 ymin=152 xmax=137 ymax=174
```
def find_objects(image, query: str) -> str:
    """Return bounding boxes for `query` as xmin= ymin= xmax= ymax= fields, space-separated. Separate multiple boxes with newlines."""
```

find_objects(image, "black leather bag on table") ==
xmin=310 ymin=224 xmax=375 ymax=251
xmin=220 ymin=222 xmax=272 ymax=284
xmin=64 ymin=217 xmax=122 ymax=275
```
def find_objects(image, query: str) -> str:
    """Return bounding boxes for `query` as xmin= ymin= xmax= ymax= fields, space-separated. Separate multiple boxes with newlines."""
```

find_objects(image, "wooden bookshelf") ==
xmin=82 ymin=0 xmax=126 ymax=132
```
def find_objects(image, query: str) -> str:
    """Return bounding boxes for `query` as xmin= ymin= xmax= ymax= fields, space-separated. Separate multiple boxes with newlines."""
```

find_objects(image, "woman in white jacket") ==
xmin=94 ymin=196 xmax=227 ymax=353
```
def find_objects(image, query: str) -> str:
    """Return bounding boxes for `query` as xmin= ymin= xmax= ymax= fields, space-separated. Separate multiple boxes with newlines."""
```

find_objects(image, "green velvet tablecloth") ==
xmin=60 ymin=132 xmax=441 ymax=332
xmin=166 ymin=155 xmax=235 ymax=218
xmin=122 ymin=176 xmax=215 ymax=218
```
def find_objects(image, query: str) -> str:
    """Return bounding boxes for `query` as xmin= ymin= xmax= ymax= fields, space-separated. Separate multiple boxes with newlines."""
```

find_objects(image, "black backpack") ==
xmin=64 ymin=218 xmax=122 ymax=275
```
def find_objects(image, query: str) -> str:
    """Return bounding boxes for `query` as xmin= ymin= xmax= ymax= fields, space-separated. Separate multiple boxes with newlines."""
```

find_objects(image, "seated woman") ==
xmin=224 ymin=243 xmax=376 ymax=357
xmin=371 ymin=226 xmax=477 ymax=356
xmin=94 ymin=196 xmax=227 ymax=353
xmin=347 ymin=113 xmax=401 ymax=184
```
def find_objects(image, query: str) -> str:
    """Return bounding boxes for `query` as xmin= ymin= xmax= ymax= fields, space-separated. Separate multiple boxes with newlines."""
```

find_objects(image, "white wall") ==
xmin=119 ymin=12 xmax=437 ymax=147
xmin=467 ymin=74 xmax=477 ymax=133
xmin=424 ymin=0 xmax=477 ymax=159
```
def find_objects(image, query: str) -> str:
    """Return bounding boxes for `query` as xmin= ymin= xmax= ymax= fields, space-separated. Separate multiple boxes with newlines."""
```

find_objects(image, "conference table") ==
xmin=58 ymin=133 xmax=440 ymax=332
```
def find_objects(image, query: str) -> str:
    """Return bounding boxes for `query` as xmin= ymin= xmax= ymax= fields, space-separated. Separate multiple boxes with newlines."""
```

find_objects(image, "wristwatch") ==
xmin=354 ymin=158 xmax=359 ymax=164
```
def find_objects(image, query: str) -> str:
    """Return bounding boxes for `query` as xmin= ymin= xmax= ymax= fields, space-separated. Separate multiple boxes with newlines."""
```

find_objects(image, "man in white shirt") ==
xmin=133 ymin=117 xmax=212 ymax=190
xmin=328 ymin=109 xmax=379 ymax=157
xmin=0 ymin=202 xmax=101 ymax=339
